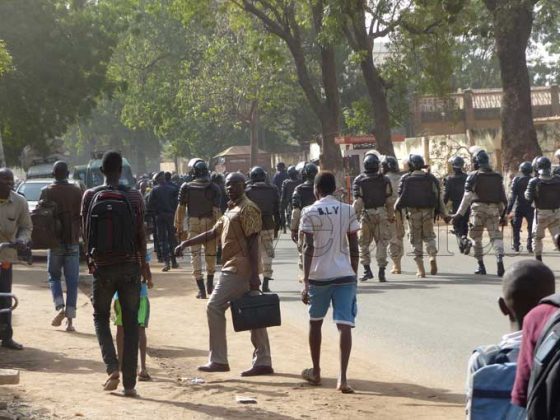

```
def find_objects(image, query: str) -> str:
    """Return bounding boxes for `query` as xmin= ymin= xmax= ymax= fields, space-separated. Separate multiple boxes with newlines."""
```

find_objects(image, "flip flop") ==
xmin=336 ymin=384 xmax=355 ymax=394
xmin=138 ymin=372 xmax=152 ymax=382
xmin=103 ymin=376 xmax=120 ymax=391
xmin=301 ymin=368 xmax=321 ymax=386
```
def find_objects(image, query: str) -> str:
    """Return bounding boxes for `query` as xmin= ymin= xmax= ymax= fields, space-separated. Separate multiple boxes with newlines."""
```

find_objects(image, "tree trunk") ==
xmin=249 ymin=101 xmax=259 ymax=168
xmin=486 ymin=0 xmax=541 ymax=173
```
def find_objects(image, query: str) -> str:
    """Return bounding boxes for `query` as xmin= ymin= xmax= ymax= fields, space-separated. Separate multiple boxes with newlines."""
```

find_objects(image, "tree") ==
xmin=0 ymin=41 xmax=11 ymax=76
xmin=483 ymin=0 xmax=542 ymax=171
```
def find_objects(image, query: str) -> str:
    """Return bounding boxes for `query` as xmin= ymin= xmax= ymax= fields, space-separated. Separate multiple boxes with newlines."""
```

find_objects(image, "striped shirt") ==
xmin=81 ymin=185 xmax=147 ymax=267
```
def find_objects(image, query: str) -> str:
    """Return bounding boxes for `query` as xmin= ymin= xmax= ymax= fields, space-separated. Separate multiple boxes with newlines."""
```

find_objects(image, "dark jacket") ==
xmin=148 ymin=182 xmax=179 ymax=216
xmin=40 ymin=180 xmax=82 ymax=245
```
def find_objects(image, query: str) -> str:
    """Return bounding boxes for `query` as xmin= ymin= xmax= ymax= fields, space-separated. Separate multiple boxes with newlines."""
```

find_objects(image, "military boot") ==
xmin=390 ymin=258 xmax=401 ymax=274
xmin=360 ymin=265 xmax=374 ymax=282
xmin=429 ymin=257 xmax=438 ymax=275
xmin=263 ymin=277 xmax=272 ymax=293
xmin=458 ymin=237 xmax=465 ymax=254
xmin=378 ymin=267 xmax=386 ymax=283
xmin=415 ymin=259 xmax=426 ymax=278
xmin=536 ymin=255 xmax=543 ymax=262
xmin=206 ymin=275 xmax=214 ymax=295
xmin=462 ymin=237 xmax=472 ymax=255
xmin=497 ymin=259 xmax=505 ymax=277
xmin=475 ymin=260 xmax=486 ymax=275
xmin=196 ymin=278 xmax=207 ymax=299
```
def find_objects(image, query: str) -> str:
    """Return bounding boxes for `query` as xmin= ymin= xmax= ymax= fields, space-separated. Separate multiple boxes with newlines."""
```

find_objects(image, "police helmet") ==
xmin=449 ymin=156 xmax=465 ymax=169
xmin=192 ymin=160 xmax=209 ymax=178
xmin=381 ymin=155 xmax=399 ymax=173
xmin=519 ymin=161 xmax=532 ymax=175
xmin=301 ymin=163 xmax=318 ymax=181
xmin=472 ymin=149 xmax=490 ymax=169
xmin=363 ymin=154 xmax=380 ymax=173
xmin=408 ymin=154 xmax=425 ymax=171
xmin=249 ymin=166 xmax=267 ymax=183
xmin=295 ymin=161 xmax=306 ymax=173
xmin=535 ymin=156 xmax=551 ymax=175
xmin=287 ymin=165 xmax=298 ymax=179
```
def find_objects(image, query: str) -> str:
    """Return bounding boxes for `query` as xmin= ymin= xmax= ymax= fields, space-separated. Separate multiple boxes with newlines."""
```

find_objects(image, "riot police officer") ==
xmin=395 ymin=154 xmax=449 ymax=278
xmin=175 ymin=159 xmax=222 ymax=299
xmin=352 ymin=154 xmax=393 ymax=282
xmin=281 ymin=165 xmax=301 ymax=232
xmin=454 ymin=149 xmax=507 ymax=276
xmin=525 ymin=156 xmax=560 ymax=262
xmin=506 ymin=161 xmax=534 ymax=252
xmin=290 ymin=163 xmax=318 ymax=272
xmin=443 ymin=156 xmax=471 ymax=254
xmin=381 ymin=155 xmax=405 ymax=274
xmin=246 ymin=166 xmax=281 ymax=292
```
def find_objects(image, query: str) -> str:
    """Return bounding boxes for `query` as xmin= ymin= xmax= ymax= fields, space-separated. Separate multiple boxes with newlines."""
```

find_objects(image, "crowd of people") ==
xmin=0 ymin=147 xmax=559 ymax=415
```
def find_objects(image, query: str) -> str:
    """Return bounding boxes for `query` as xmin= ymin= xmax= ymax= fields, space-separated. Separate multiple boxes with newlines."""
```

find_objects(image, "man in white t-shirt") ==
xmin=299 ymin=171 xmax=360 ymax=393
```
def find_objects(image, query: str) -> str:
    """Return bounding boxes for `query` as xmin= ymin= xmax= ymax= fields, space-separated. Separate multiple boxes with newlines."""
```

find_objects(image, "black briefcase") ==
xmin=230 ymin=292 xmax=281 ymax=332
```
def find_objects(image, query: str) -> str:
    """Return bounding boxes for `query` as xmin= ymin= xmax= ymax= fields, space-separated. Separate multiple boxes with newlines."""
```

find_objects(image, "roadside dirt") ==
xmin=0 ymin=259 xmax=463 ymax=419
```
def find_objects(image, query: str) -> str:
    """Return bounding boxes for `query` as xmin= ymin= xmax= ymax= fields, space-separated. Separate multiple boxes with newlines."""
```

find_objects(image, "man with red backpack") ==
xmin=81 ymin=151 xmax=150 ymax=397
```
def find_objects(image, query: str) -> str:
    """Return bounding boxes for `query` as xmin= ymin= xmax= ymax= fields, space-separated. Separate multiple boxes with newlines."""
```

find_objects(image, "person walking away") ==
xmin=272 ymin=162 xmax=288 ymax=231
xmin=245 ymin=166 xmax=281 ymax=292
xmin=381 ymin=155 xmax=405 ymax=274
xmin=281 ymin=165 xmax=301 ymax=232
xmin=42 ymin=161 xmax=82 ymax=332
xmin=175 ymin=159 xmax=221 ymax=299
xmin=525 ymin=156 xmax=560 ymax=263
xmin=0 ymin=168 xmax=32 ymax=350
xmin=507 ymin=161 xmax=534 ymax=253
xmin=290 ymin=163 xmax=318 ymax=274
xmin=352 ymin=154 xmax=393 ymax=282
xmin=453 ymin=149 xmax=508 ymax=277
xmin=145 ymin=173 xmax=162 ymax=262
xmin=395 ymin=154 xmax=449 ymax=278
xmin=175 ymin=172 xmax=273 ymax=376
xmin=148 ymin=171 xmax=179 ymax=272
xmin=466 ymin=260 xmax=554 ymax=419
xmin=443 ymin=156 xmax=472 ymax=254
xmin=300 ymin=171 xmax=360 ymax=393
xmin=82 ymin=151 xmax=150 ymax=397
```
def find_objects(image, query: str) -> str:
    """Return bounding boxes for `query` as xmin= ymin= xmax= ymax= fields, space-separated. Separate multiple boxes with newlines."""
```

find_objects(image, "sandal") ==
xmin=138 ymin=371 xmax=152 ymax=382
xmin=336 ymin=384 xmax=355 ymax=394
xmin=103 ymin=375 xmax=120 ymax=391
xmin=301 ymin=368 xmax=321 ymax=386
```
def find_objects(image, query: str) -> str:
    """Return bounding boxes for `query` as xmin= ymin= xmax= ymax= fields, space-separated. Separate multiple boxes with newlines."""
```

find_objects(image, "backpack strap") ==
xmin=540 ymin=293 xmax=560 ymax=308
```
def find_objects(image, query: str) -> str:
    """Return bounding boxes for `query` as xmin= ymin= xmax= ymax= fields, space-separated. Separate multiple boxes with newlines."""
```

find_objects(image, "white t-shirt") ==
xmin=299 ymin=195 xmax=360 ymax=281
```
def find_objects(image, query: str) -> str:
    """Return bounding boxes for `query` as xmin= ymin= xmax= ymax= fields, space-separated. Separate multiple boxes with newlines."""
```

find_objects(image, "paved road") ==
xmin=269 ymin=229 xmax=560 ymax=394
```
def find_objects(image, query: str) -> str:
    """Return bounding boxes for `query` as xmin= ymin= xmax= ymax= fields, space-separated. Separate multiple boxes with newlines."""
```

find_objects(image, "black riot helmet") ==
xmin=287 ymin=165 xmax=298 ymax=180
xmin=381 ymin=155 xmax=399 ymax=173
xmin=249 ymin=166 xmax=267 ymax=183
xmin=535 ymin=156 xmax=552 ymax=176
xmin=408 ymin=154 xmax=425 ymax=171
xmin=519 ymin=161 xmax=533 ymax=175
xmin=472 ymin=150 xmax=490 ymax=170
xmin=449 ymin=156 xmax=465 ymax=169
xmin=363 ymin=154 xmax=380 ymax=174
xmin=302 ymin=162 xmax=318 ymax=182
xmin=192 ymin=160 xmax=209 ymax=178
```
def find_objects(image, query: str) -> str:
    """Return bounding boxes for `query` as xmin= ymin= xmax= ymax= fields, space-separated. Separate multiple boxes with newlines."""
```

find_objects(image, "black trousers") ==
xmin=512 ymin=207 xmax=534 ymax=249
xmin=0 ymin=265 xmax=13 ymax=341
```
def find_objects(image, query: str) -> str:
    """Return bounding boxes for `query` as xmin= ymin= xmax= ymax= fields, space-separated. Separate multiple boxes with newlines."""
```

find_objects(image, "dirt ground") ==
xmin=0 ymin=258 xmax=464 ymax=419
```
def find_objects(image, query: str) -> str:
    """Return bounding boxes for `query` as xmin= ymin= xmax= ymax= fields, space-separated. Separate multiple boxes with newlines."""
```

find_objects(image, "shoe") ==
xmin=458 ymin=239 xmax=465 ymax=254
xmin=512 ymin=245 xmax=520 ymax=252
xmin=360 ymin=265 xmax=374 ymax=282
xmin=429 ymin=258 xmax=437 ymax=275
xmin=241 ymin=365 xmax=274 ymax=377
xmin=262 ymin=277 xmax=272 ymax=293
xmin=390 ymin=259 xmax=401 ymax=274
xmin=196 ymin=279 xmax=207 ymax=299
xmin=206 ymin=275 xmax=214 ymax=295
xmin=415 ymin=259 xmax=426 ymax=278
xmin=536 ymin=255 xmax=543 ymax=262
xmin=497 ymin=261 xmax=505 ymax=277
xmin=378 ymin=267 xmax=386 ymax=283
xmin=462 ymin=237 xmax=472 ymax=255
xmin=162 ymin=265 xmax=170 ymax=272
xmin=475 ymin=261 xmax=486 ymax=275
xmin=171 ymin=262 xmax=180 ymax=269
xmin=51 ymin=309 xmax=66 ymax=327
xmin=123 ymin=388 xmax=138 ymax=398
xmin=1 ymin=339 xmax=23 ymax=350
xmin=198 ymin=362 xmax=230 ymax=372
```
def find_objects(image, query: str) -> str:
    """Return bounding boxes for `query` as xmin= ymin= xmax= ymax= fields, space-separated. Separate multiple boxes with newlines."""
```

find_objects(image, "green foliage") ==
xmin=0 ymin=41 xmax=12 ymax=76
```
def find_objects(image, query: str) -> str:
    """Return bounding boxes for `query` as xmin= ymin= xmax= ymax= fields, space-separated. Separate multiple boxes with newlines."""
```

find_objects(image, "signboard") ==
xmin=335 ymin=135 xmax=376 ymax=145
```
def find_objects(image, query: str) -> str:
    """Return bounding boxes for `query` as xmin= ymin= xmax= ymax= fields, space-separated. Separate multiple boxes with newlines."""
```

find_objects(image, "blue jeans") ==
xmin=48 ymin=244 xmax=80 ymax=319
xmin=156 ymin=213 xmax=177 ymax=264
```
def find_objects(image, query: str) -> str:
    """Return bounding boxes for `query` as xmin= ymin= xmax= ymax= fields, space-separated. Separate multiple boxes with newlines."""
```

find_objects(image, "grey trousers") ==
xmin=207 ymin=271 xmax=272 ymax=367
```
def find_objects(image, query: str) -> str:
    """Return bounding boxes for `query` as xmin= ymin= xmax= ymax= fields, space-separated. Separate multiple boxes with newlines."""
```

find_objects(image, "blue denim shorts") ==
xmin=308 ymin=280 xmax=357 ymax=327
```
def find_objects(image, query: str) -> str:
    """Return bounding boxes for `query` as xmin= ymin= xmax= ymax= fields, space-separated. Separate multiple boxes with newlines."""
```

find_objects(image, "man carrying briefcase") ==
xmin=176 ymin=172 xmax=273 ymax=377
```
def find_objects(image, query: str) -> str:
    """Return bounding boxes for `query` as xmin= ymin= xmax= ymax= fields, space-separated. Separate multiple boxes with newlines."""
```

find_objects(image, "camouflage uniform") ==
xmin=385 ymin=172 xmax=405 ymax=266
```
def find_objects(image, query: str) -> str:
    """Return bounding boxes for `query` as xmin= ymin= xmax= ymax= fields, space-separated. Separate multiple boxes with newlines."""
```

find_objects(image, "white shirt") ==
xmin=299 ymin=195 xmax=360 ymax=281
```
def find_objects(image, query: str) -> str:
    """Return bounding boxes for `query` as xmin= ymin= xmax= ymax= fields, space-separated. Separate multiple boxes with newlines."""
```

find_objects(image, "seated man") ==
xmin=466 ymin=260 xmax=555 ymax=419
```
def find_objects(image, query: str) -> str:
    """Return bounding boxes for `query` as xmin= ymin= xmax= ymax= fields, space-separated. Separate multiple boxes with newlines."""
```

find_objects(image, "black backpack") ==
xmin=86 ymin=185 xmax=136 ymax=261
xmin=30 ymin=187 xmax=62 ymax=250
xmin=527 ymin=294 xmax=560 ymax=420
